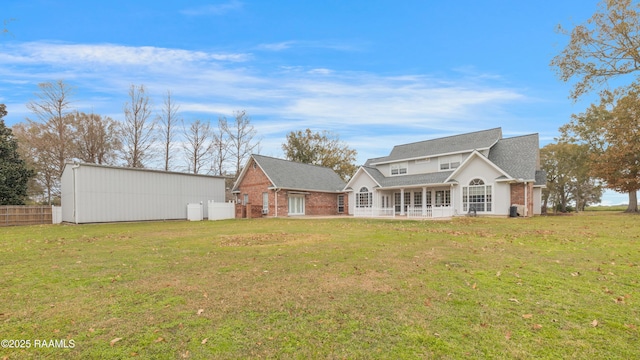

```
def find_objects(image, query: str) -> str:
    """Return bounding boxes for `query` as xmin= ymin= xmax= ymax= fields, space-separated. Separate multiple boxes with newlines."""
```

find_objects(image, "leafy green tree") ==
xmin=282 ymin=128 xmax=357 ymax=181
xmin=0 ymin=104 xmax=34 ymax=205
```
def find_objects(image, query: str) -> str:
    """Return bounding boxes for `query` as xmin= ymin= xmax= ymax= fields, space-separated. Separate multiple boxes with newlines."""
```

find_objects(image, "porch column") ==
xmin=422 ymin=187 xmax=427 ymax=215
xmin=450 ymin=184 xmax=454 ymax=216
xmin=400 ymin=188 xmax=405 ymax=216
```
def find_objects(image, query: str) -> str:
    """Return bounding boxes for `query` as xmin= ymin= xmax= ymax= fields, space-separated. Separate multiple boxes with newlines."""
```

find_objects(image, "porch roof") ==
xmin=364 ymin=166 xmax=455 ymax=188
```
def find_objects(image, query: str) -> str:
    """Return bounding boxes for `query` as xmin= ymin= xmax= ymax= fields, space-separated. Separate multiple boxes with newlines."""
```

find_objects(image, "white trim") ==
xmin=444 ymin=150 xmax=511 ymax=183
xmin=438 ymin=154 xmax=462 ymax=171
xmin=344 ymin=166 xmax=382 ymax=191
xmin=390 ymin=162 xmax=409 ymax=176
xmin=369 ymin=148 xmax=491 ymax=166
xmin=288 ymin=194 xmax=305 ymax=216
xmin=462 ymin=177 xmax=494 ymax=214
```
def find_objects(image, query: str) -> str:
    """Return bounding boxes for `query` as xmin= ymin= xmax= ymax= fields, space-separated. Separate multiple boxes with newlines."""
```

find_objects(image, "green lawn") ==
xmin=1 ymin=213 xmax=639 ymax=359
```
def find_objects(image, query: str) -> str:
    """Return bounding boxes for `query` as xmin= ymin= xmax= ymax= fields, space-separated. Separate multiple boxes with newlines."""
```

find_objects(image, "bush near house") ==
xmin=1 ymin=213 xmax=638 ymax=359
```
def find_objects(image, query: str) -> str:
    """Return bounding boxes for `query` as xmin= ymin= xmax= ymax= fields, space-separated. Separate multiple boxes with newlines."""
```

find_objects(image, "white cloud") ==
xmin=0 ymin=42 xmax=251 ymax=66
xmin=180 ymin=1 xmax=243 ymax=16
xmin=1 ymin=41 xmax=532 ymax=165
xmin=257 ymin=41 xmax=295 ymax=51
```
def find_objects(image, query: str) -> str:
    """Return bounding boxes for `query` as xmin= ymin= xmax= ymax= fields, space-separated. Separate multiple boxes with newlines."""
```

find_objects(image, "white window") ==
xmin=439 ymin=155 xmax=462 ymax=171
xmin=243 ymin=194 xmax=249 ymax=205
xmin=463 ymin=178 xmax=492 ymax=212
xmin=288 ymin=195 xmax=305 ymax=215
xmin=414 ymin=192 xmax=422 ymax=207
xmin=337 ymin=195 xmax=345 ymax=213
xmin=390 ymin=162 xmax=408 ymax=176
xmin=356 ymin=187 xmax=373 ymax=208
xmin=262 ymin=192 xmax=269 ymax=212
xmin=435 ymin=190 xmax=451 ymax=207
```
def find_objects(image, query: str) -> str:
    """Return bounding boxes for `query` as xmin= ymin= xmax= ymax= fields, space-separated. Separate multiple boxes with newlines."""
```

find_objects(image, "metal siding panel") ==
xmin=71 ymin=164 xmax=226 ymax=223
xmin=60 ymin=165 xmax=75 ymax=222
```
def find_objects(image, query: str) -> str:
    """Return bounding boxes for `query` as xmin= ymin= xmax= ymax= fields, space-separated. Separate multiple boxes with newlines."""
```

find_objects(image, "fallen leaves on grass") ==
xmin=201 ymin=338 xmax=208 ymax=344
xmin=110 ymin=337 xmax=122 ymax=347
xmin=591 ymin=319 xmax=599 ymax=327
xmin=532 ymin=324 xmax=543 ymax=330
xmin=197 ymin=309 xmax=204 ymax=316
xmin=522 ymin=314 xmax=533 ymax=319
xmin=505 ymin=331 xmax=512 ymax=340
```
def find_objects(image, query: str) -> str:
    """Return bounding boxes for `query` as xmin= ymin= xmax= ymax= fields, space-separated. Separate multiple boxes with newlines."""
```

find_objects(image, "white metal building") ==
xmin=61 ymin=162 xmax=226 ymax=224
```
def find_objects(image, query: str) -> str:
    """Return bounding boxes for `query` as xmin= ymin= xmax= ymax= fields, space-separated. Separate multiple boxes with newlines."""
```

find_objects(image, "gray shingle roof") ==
xmin=488 ymin=134 xmax=539 ymax=181
xmin=354 ymin=129 xmax=542 ymax=189
xmin=362 ymin=166 xmax=454 ymax=187
xmin=535 ymin=170 xmax=547 ymax=186
xmin=370 ymin=128 xmax=502 ymax=164
xmin=251 ymin=154 xmax=346 ymax=192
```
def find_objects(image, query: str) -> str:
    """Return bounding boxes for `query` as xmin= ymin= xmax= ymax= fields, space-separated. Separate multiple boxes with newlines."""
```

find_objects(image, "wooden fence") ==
xmin=0 ymin=205 xmax=54 ymax=226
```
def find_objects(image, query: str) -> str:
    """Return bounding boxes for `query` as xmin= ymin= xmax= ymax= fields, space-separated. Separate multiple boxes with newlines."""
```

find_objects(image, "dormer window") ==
xmin=439 ymin=155 xmax=462 ymax=171
xmin=390 ymin=162 xmax=408 ymax=176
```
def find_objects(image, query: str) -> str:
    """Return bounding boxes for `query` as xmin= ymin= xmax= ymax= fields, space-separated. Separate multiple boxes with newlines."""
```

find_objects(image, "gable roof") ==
xmin=444 ymin=149 xmax=511 ymax=183
xmin=238 ymin=154 xmax=346 ymax=193
xmin=368 ymin=128 xmax=502 ymax=165
xmin=352 ymin=129 xmax=543 ymax=189
xmin=488 ymin=134 xmax=539 ymax=181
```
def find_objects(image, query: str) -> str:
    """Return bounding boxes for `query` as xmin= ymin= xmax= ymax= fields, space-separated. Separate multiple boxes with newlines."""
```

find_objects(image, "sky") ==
xmin=0 ymin=0 xmax=632 ymax=204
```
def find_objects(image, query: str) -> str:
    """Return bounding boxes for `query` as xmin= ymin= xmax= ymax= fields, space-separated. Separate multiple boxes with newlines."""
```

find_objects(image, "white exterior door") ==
xmin=288 ymin=195 xmax=305 ymax=215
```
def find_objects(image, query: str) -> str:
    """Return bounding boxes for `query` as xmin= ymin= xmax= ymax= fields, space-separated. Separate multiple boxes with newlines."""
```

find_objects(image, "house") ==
xmin=344 ymin=128 xmax=545 ymax=218
xmin=232 ymin=154 xmax=348 ymax=217
xmin=61 ymin=162 xmax=227 ymax=223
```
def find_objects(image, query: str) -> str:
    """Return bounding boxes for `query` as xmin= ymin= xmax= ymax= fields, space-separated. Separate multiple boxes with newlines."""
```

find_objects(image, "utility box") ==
xmin=187 ymin=203 xmax=203 ymax=221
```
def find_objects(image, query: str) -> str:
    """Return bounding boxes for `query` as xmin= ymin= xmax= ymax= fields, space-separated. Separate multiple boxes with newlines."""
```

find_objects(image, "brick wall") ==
xmin=510 ymin=182 xmax=534 ymax=217
xmin=235 ymin=157 xmax=349 ymax=217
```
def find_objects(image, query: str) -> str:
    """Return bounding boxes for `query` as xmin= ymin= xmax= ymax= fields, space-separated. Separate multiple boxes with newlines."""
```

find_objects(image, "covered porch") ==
xmin=353 ymin=185 xmax=456 ymax=219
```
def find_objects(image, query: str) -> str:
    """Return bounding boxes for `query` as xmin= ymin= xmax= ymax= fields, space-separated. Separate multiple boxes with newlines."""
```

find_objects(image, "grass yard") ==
xmin=1 ymin=213 xmax=639 ymax=359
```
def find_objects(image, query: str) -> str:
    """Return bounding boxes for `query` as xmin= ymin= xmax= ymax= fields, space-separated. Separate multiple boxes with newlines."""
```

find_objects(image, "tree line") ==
xmin=1 ymin=80 xmax=358 ymax=205
xmin=3 ymin=81 xmax=261 ymax=205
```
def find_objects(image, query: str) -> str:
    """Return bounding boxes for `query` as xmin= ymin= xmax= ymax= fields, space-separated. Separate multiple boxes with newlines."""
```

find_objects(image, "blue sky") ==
xmin=0 ymin=0 xmax=630 ymax=204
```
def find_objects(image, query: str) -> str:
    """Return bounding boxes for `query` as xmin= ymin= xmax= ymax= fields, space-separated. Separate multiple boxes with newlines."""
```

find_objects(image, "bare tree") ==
xmin=25 ymin=80 xmax=75 ymax=177
xmin=224 ymin=110 xmax=260 ymax=177
xmin=182 ymin=119 xmax=213 ymax=174
xmin=210 ymin=116 xmax=231 ymax=176
xmin=12 ymin=121 xmax=60 ymax=204
xmin=157 ymin=90 xmax=181 ymax=171
xmin=122 ymin=84 xmax=155 ymax=168
xmin=71 ymin=111 xmax=122 ymax=165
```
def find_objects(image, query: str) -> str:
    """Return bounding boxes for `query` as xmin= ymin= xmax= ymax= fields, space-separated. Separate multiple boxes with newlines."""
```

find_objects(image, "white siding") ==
xmin=60 ymin=165 xmax=75 ymax=223
xmin=347 ymin=169 xmax=379 ymax=215
xmin=61 ymin=163 xmax=225 ymax=223
xmin=451 ymin=157 xmax=511 ymax=216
